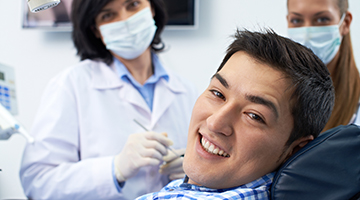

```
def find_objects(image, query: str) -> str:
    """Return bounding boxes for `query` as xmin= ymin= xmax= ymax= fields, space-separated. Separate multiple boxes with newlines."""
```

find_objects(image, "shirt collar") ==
xmin=113 ymin=52 xmax=169 ymax=87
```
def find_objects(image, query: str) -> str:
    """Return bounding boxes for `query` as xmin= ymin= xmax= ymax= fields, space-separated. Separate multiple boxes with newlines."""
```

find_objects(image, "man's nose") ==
xmin=206 ymin=103 xmax=237 ymax=136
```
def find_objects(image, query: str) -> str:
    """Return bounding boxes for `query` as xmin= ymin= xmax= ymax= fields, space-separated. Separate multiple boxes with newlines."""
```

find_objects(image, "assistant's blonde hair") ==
xmin=322 ymin=0 xmax=360 ymax=132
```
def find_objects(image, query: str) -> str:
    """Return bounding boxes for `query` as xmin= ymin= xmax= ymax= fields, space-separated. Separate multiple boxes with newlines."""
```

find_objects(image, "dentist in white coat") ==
xmin=20 ymin=0 xmax=198 ymax=199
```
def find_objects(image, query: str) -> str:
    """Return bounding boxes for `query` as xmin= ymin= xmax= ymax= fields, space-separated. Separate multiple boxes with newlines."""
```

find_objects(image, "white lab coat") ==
xmin=20 ymin=59 xmax=198 ymax=200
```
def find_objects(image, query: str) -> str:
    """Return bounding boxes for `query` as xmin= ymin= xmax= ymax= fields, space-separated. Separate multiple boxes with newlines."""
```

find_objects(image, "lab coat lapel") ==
xmin=151 ymin=74 xmax=187 ymax=129
xmin=90 ymin=61 xmax=123 ymax=89
xmin=90 ymin=61 xmax=151 ymax=115
xmin=119 ymin=84 xmax=151 ymax=115
xmin=151 ymin=79 xmax=175 ymax=128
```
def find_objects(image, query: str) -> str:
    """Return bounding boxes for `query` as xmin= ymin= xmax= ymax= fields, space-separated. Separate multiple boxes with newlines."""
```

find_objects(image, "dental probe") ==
xmin=133 ymin=119 xmax=181 ymax=158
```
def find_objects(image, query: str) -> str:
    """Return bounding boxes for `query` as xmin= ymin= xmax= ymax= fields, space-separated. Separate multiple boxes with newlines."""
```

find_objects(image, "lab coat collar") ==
xmin=89 ymin=58 xmax=187 ymax=94
xmin=89 ymin=59 xmax=189 ymax=127
xmin=90 ymin=60 xmax=124 ymax=89
xmin=159 ymin=68 xmax=187 ymax=94
xmin=113 ymin=53 xmax=169 ymax=86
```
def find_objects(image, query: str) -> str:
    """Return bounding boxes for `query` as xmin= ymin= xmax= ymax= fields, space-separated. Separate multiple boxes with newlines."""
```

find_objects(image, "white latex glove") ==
xmin=114 ymin=132 xmax=173 ymax=182
xmin=159 ymin=148 xmax=186 ymax=180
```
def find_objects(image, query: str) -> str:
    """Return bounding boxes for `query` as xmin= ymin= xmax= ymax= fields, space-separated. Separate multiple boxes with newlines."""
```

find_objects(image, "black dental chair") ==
xmin=270 ymin=124 xmax=360 ymax=200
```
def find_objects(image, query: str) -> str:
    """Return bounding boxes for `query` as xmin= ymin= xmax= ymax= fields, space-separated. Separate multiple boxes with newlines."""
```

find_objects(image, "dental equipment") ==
xmin=0 ymin=103 xmax=34 ymax=143
xmin=27 ymin=0 xmax=60 ymax=13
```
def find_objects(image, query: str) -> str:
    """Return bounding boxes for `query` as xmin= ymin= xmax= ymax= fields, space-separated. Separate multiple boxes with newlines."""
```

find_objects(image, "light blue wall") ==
xmin=0 ymin=0 xmax=359 ymax=198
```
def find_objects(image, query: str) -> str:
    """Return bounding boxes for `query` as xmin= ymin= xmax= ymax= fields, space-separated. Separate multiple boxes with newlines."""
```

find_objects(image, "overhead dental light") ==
xmin=27 ymin=0 xmax=60 ymax=13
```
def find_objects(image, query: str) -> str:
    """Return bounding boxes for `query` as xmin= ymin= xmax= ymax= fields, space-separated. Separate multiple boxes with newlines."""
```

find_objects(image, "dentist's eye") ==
xmin=210 ymin=90 xmax=226 ymax=100
xmin=248 ymin=113 xmax=265 ymax=124
xmin=315 ymin=17 xmax=331 ymax=24
xmin=290 ymin=18 xmax=303 ymax=26
xmin=127 ymin=0 xmax=141 ymax=10
xmin=101 ymin=12 xmax=115 ymax=21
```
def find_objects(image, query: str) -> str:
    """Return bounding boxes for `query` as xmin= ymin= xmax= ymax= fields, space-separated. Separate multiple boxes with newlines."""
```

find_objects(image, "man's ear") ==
xmin=340 ymin=11 xmax=352 ymax=37
xmin=284 ymin=135 xmax=314 ymax=162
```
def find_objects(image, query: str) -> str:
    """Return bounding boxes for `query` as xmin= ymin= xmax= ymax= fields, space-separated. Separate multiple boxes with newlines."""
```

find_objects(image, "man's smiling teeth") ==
xmin=201 ymin=137 xmax=229 ymax=157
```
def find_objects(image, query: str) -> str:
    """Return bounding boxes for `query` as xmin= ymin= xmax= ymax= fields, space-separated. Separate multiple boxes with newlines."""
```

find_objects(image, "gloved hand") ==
xmin=114 ymin=132 xmax=173 ymax=182
xmin=159 ymin=148 xmax=186 ymax=180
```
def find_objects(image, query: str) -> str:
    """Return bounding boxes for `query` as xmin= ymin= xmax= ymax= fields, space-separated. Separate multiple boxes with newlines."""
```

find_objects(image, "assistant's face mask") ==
xmin=287 ymin=14 xmax=345 ymax=65
xmin=99 ymin=7 xmax=157 ymax=60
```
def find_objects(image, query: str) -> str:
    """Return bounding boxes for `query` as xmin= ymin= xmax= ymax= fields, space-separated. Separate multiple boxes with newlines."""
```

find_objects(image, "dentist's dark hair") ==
xmin=71 ymin=0 xmax=167 ymax=65
xmin=217 ymin=29 xmax=335 ymax=146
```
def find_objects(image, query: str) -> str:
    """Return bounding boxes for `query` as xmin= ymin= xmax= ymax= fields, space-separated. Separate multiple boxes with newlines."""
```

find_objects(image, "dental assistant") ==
xmin=286 ymin=0 xmax=360 ymax=131
xmin=19 ymin=0 xmax=198 ymax=199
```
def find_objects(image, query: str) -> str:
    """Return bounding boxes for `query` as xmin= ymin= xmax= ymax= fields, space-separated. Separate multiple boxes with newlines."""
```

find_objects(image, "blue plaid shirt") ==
xmin=136 ymin=172 xmax=275 ymax=200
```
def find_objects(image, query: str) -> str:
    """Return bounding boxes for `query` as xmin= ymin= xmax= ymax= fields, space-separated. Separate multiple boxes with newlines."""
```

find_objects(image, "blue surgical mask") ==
xmin=287 ymin=14 xmax=345 ymax=64
xmin=99 ymin=7 xmax=157 ymax=60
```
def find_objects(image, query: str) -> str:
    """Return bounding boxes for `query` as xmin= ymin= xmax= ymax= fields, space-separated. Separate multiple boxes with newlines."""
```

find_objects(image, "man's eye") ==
xmin=248 ymin=113 xmax=265 ymax=124
xmin=210 ymin=90 xmax=225 ymax=100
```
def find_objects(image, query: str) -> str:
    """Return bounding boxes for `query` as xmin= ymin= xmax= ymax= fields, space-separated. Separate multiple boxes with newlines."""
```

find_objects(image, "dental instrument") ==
xmin=133 ymin=119 xmax=181 ymax=158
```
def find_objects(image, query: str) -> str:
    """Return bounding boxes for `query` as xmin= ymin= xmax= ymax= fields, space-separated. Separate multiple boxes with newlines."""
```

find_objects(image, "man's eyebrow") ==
xmin=211 ymin=73 xmax=229 ymax=89
xmin=245 ymin=94 xmax=279 ymax=119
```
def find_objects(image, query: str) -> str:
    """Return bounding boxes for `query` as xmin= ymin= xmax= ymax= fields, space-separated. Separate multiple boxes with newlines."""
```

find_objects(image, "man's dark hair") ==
xmin=217 ymin=29 xmax=335 ymax=146
xmin=70 ymin=0 xmax=167 ymax=65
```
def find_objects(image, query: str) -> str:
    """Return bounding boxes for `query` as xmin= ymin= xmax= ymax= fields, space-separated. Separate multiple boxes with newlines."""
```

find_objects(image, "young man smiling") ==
xmin=137 ymin=29 xmax=335 ymax=199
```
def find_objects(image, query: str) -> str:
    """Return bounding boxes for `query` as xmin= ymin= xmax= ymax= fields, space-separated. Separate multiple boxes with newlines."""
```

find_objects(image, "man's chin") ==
xmin=185 ymin=170 xmax=220 ymax=188
xmin=185 ymin=169 xmax=240 ymax=189
xmin=187 ymin=176 xmax=232 ymax=189
xmin=183 ymin=161 xmax=203 ymax=186
xmin=187 ymin=177 xmax=201 ymax=186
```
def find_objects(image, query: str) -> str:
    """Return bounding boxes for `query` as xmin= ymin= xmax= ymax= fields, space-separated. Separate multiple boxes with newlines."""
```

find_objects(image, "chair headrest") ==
xmin=271 ymin=124 xmax=360 ymax=200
